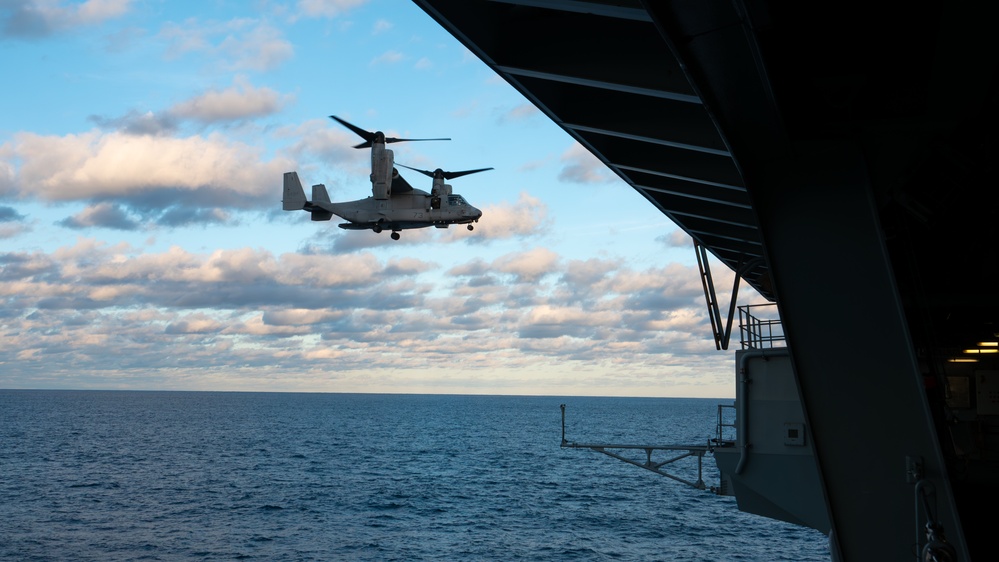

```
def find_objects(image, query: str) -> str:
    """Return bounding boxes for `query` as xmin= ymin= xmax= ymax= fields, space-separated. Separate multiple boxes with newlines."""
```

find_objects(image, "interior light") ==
xmin=963 ymin=348 xmax=998 ymax=354
xmin=948 ymin=358 xmax=979 ymax=363
xmin=977 ymin=341 xmax=999 ymax=347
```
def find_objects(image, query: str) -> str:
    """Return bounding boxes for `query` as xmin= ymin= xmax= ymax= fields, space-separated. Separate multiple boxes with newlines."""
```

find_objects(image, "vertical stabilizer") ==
xmin=283 ymin=172 xmax=308 ymax=211
xmin=312 ymin=184 xmax=331 ymax=204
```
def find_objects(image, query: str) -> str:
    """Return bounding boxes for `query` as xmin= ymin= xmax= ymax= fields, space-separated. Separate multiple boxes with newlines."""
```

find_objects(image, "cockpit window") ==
xmin=448 ymin=195 xmax=467 ymax=206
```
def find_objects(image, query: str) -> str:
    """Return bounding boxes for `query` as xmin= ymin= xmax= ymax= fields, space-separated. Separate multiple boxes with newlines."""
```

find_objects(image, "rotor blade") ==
xmin=396 ymin=163 xmax=493 ymax=180
xmin=331 ymin=116 xmax=450 ymax=147
xmin=395 ymin=163 xmax=435 ymax=178
xmin=384 ymin=136 xmax=451 ymax=144
xmin=352 ymin=135 xmax=449 ymax=149
xmin=442 ymin=167 xmax=493 ymax=180
xmin=329 ymin=115 xmax=375 ymax=144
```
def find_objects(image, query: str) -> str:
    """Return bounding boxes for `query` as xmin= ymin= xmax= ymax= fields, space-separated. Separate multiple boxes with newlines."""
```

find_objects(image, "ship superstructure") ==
xmin=412 ymin=1 xmax=999 ymax=560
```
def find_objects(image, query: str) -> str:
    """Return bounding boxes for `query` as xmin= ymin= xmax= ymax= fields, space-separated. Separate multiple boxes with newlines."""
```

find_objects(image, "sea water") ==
xmin=0 ymin=391 xmax=830 ymax=561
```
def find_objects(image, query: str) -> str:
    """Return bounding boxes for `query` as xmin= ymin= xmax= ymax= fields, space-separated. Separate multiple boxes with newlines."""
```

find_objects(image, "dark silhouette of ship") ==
xmin=413 ymin=2 xmax=998 ymax=560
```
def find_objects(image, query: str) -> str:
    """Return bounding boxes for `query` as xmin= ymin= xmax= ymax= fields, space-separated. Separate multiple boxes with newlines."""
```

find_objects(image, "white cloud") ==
xmin=559 ymin=142 xmax=616 ymax=184
xmin=493 ymin=247 xmax=559 ymax=283
xmin=370 ymin=50 xmax=404 ymax=65
xmin=10 ymin=129 xmax=294 ymax=205
xmin=262 ymin=308 xmax=347 ymax=326
xmin=159 ymin=18 xmax=293 ymax=72
xmin=296 ymin=0 xmax=368 ymax=19
xmin=0 ymin=222 xmax=30 ymax=239
xmin=658 ymin=228 xmax=691 ymax=248
xmin=74 ymin=0 xmax=132 ymax=24
xmin=0 ymin=237 xmax=731 ymax=392
xmin=1 ymin=0 xmax=133 ymax=38
xmin=59 ymin=202 xmax=140 ymax=230
xmin=448 ymin=191 xmax=547 ymax=242
xmin=561 ymin=257 xmax=619 ymax=286
xmin=501 ymin=104 xmax=539 ymax=123
xmin=281 ymin=118 xmax=363 ymax=169
xmin=170 ymin=78 xmax=290 ymax=123
xmin=216 ymin=21 xmax=293 ymax=71
xmin=165 ymin=313 xmax=224 ymax=334
xmin=372 ymin=18 xmax=392 ymax=34
xmin=0 ymin=145 xmax=15 ymax=195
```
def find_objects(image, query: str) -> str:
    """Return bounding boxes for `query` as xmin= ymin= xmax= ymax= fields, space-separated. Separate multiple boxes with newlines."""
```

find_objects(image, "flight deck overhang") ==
xmin=412 ymin=0 xmax=773 ymax=301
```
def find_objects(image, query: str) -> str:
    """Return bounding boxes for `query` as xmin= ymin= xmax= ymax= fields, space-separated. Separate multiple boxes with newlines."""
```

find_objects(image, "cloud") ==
xmin=0 ymin=148 xmax=14 ymax=195
xmin=0 ymin=238 xmax=726 ymax=383
xmin=89 ymin=110 xmax=180 ymax=136
xmin=102 ymin=23 xmax=144 ymax=53
xmin=441 ymin=192 xmax=548 ymax=244
xmin=296 ymin=0 xmax=368 ymax=19
xmin=518 ymin=304 xmax=620 ymax=339
xmin=164 ymin=313 xmax=224 ymax=334
xmin=216 ymin=21 xmax=294 ymax=72
xmin=1 ymin=0 xmax=133 ymax=39
xmin=0 ymin=222 xmax=30 ymax=239
xmin=658 ymin=228 xmax=691 ymax=248
xmin=281 ymin=118 xmax=362 ymax=170
xmin=262 ymin=308 xmax=346 ymax=326
xmin=500 ymin=104 xmax=539 ymax=123
xmin=159 ymin=207 xmax=231 ymax=227
xmin=169 ymin=78 xmax=290 ymax=124
xmin=516 ymin=156 xmax=550 ymax=174
xmin=558 ymin=142 xmax=616 ymax=184
xmin=58 ymin=202 xmax=141 ymax=230
xmin=372 ymin=18 xmax=391 ymax=34
xmin=159 ymin=18 xmax=293 ymax=72
xmin=560 ymin=257 xmax=620 ymax=287
xmin=0 ymin=205 xmax=25 ymax=222
xmin=493 ymin=247 xmax=559 ymax=283
xmin=370 ymin=50 xmax=404 ymax=65
xmin=7 ymin=129 xmax=295 ymax=218
xmin=60 ymin=79 xmax=295 ymax=227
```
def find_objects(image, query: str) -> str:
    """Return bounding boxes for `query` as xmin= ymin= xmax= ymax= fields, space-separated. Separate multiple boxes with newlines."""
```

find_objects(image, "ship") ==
xmin=411 ymin=1 xmax=998 ymax=560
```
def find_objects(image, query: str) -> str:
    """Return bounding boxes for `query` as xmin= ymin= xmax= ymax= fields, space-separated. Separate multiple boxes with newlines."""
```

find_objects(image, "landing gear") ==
xmin=391 ymin=232 xmax=400 ymax=240
xmin=467 ymin=224 xmax=474 ymax=231
xmin=373 ymin=225 xmax=382 ymax=233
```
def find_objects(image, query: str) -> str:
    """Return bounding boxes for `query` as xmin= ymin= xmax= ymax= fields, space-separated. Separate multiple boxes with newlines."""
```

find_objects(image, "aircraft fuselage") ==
xmin=321 ymin=189 xmax=482 ymax=231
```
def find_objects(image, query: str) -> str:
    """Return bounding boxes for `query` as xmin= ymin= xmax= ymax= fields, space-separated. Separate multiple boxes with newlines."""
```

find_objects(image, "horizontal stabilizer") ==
xmin=283 ymin=172 xmax=307 ymax=211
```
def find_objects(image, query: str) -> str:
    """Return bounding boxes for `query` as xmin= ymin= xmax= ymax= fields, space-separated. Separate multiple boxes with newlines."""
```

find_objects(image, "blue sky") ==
xmin=0 ymin=0 xmax=765 ymax=397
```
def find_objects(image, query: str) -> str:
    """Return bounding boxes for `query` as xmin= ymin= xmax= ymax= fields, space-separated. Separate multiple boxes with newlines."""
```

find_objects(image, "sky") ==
xmin=0 ymin=0 xmax=768 ymax=398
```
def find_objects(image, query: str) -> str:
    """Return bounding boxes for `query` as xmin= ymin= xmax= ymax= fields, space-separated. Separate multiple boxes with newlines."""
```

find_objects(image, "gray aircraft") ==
xmin=282 ymin=115 xmax=489 ymax=240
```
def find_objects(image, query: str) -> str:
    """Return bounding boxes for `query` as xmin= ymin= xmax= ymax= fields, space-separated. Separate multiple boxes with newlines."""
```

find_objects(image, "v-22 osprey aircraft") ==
xmin=282 ymin=115 xmax=491 ymax=240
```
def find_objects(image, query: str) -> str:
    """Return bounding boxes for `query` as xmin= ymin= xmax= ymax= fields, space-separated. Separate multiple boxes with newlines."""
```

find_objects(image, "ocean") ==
xmin=0 ymin=391 xmax=830 ymax=561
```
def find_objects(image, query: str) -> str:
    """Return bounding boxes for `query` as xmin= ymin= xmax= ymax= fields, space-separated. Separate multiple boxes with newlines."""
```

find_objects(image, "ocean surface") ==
xmin=0 ymin=391 xmax=830 ymax=561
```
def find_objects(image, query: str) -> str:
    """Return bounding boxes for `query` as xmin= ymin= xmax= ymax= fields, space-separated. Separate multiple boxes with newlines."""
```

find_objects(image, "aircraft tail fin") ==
xmin=283 ymin=172 xmax=308 ymax=211
xmin=312 ymin=184 xmax=331 ymax=204
xmin=310 ymin=184 xmax=333 ymax=221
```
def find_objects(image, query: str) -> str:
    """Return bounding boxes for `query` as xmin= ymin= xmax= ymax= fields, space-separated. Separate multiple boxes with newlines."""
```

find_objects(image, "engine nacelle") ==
xmin=371 ymin=145 xmax=394 ymax=200
xmin=432 ymin=183 xmax=452 ymax=197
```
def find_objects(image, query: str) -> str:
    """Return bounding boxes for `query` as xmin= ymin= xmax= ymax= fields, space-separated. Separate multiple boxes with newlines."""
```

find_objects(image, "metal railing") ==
xmin=738 ymin=304 xmax=785 ymax=349
xmin=715 ymin=403 xmax=737 ymax=447
xmin=559 ymin=404 xmax=712 ymax=490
